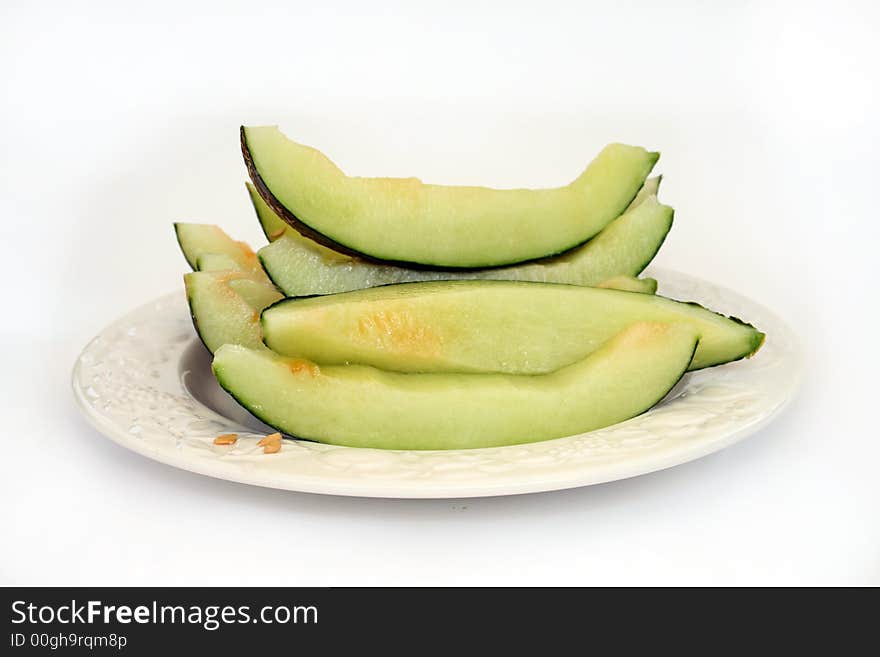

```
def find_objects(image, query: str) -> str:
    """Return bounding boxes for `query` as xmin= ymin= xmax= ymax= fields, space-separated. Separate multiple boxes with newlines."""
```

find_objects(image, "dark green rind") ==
xmin=241 ymin=126 xmax=659 ymax=271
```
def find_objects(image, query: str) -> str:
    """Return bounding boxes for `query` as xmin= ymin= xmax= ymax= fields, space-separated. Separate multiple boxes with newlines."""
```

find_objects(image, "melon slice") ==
xmin=242 ymin=125 xmax=659 ymax=268
xmin=213 ymin=322 xmax=698 ymax=450
xmin=261 ymin=280 xmax=764 ymax=373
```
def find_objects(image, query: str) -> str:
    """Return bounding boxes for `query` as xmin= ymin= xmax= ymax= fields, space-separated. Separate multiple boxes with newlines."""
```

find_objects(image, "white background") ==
xmin=1 ymin=0 xmax=878 ymax=585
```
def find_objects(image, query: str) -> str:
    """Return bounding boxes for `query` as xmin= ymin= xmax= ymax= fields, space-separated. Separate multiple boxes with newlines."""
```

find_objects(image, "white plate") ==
xmin=72 ymin=268 xmax=801 ymax=498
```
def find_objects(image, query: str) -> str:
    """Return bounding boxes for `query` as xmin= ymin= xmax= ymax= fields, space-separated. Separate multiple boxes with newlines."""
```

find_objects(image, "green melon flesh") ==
xmin=242 ymin=125 xmax=659 ymax=268
xmin=598 ymin=275 xmax=658 ymax=294
xmin=251 ymin=174 xmax=660 ymax=242
xmin=247 ymin=181 xmax=291 ymax=242
xmin=184 ymin=271 xmax=282 ymax=352
xmin=174 ymin=223 xmax=270 ymax=283
xmin=626 ymin=174 xmax=662 ymax=210
xmin=262 ymin=280 xmax=764 ymax=373
xmin=213 ymin=322 xmax=698 ymax=450
xmin=197 ymin=253 xmax=245 ymax=272
xmin=257 ymin=191 xmax=673 ymax=296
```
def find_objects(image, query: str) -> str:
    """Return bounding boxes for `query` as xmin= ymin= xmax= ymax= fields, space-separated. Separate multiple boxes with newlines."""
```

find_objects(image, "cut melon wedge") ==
xmin=261 ymin=280 xmax=764 ymax=373
xmin=185 ymin=271 xmax=282 ymax=352
xmin=247 ymin=181 xmax=290 ymax=242
xmin=213 ymin=322 xmax=698 ymax=450
xmin=174 ymin=223 xmax=270 ymax=283
xmin=257 ymin=191 xmax=673 ymax=296
xmin=251 ymin=174 xmax=660 ymax=243
xmin=241 ymin=125 xmax=659 ymax=268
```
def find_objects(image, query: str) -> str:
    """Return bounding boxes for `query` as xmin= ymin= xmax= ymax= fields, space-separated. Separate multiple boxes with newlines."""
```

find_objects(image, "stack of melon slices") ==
xmin=174 ymin=126 xmax=764 ymax=451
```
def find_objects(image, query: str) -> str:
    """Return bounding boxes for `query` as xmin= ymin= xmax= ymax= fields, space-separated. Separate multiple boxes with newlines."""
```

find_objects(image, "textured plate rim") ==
xmin=72 ymin=267 xmax=802 ymax=498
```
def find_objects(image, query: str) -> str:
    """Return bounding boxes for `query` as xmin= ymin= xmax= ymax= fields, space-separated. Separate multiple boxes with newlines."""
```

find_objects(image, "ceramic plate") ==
xmin=72 ymin=267 xmax=801 ymax=498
